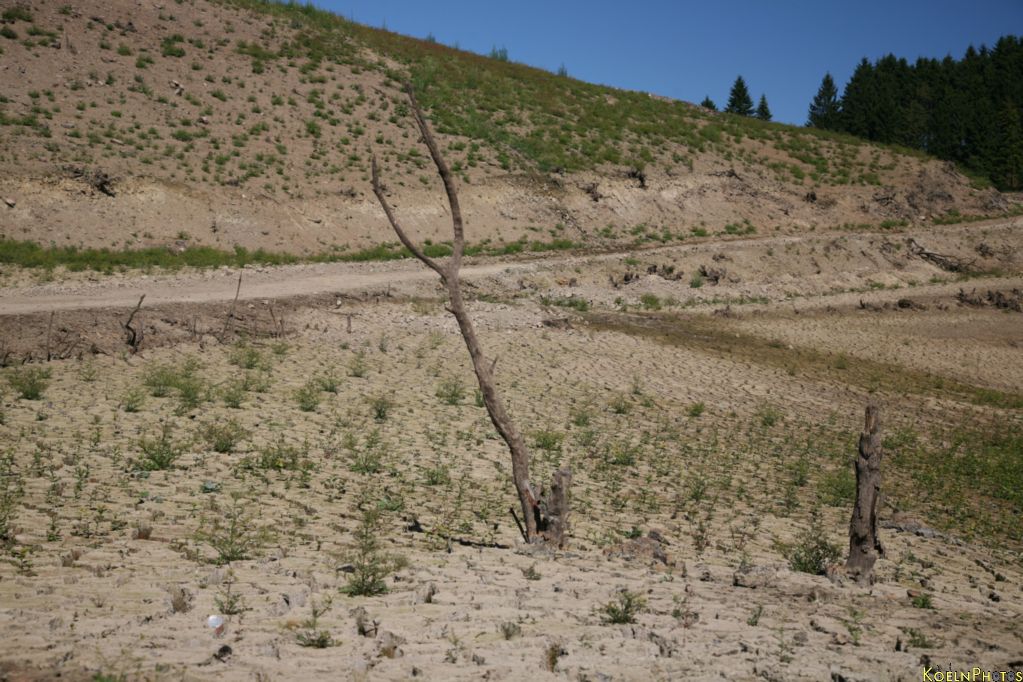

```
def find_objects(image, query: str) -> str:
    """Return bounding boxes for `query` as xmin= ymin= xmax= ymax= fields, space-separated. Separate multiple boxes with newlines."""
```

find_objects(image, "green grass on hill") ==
xmin=218 ymin=0 xmax=909 ymax=184
xmin=0 ymin=236 xmax=580 ymax=272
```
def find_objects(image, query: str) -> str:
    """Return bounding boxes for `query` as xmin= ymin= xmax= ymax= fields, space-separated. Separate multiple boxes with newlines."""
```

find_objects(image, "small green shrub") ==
xmin=249 ymin=436 xmax=302 ymax=471
xmin=600 ymin=588 xmax=646 ymax=624
xmin=317 ymin=369 xmax=342 ymax=394
xmin=368 ymin=394 xmax=392 ymax=421
xmin=121 ymin=386 xmax=146 ymax=413
xmin=296 ymin=598 xmax=336 ymax=648
xmin=341 ymin=508 xmax=405 ymax=597
xmin=532 ymin=429 xmax=564 ymax=453
xmin=294 ymin=380 xmax=321 ymax=412
xmin=608 ymin=393 xmax=631 ymax=414
xmin=786 ymin=512 xmax=842 ymax=575
xmin=136 ymin=424 xmax=187 ymax=471
xmin=228 ymin=343 xmax=266 ymax=370
xmin=220 ymin=379 xmax=247 ymax=408
xmin=201 ymin=419 xmax=247 ymax=453
xmin=7 ymin=366 xmax=51 ymax=400
xmin=688 ymin=402 xmax=705 ymax=417
xmin=436 ymin=377 xmax=465 ymax=405
xmin=1 ymin=7 xmax=32 ymax=22
xmin=348 ymin=350 xmax=368 ymax=377
xmin=0 ymin=452 xmax=23 ymax=547
xmin=196 ymin=494 xmax=266 ymax=564
xmin=640 ymin=293 xmax=662 ymax=310
xmin=910 ymin=593 xmax=934 ymax=609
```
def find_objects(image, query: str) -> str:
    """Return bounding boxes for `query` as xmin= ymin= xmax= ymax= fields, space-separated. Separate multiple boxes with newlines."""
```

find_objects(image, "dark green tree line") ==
xmin=808 ymin=35 xmax=1023 ymax=190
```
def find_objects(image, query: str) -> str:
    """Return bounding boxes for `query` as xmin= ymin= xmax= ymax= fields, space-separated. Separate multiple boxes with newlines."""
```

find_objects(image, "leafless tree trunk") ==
xmin=123 ymin=295 xmax=145 ymax=354
xmin=370 ymin=84 xmax=569 ymax=545
xmin=847 ymin=400 xmax=884 ymax=584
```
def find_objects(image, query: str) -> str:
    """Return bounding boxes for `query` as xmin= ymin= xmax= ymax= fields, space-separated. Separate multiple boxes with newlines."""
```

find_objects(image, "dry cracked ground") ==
xmin=0 ymin=219 xmax=1022 ymax=681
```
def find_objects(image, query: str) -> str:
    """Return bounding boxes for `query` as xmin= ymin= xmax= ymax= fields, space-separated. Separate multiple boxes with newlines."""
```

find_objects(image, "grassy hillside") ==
xmin=0 ymin=0 xmax=1007 ymax=261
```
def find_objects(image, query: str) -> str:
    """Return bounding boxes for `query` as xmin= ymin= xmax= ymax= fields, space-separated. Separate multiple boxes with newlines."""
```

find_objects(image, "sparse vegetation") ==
xmin=7 ymin=366 xmax=50 ymax=400
xmin=600 ymin=588 xmax=646 ymax=624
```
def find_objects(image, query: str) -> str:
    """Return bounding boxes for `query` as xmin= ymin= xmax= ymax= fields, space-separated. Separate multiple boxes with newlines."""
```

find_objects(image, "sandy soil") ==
xmin=0 ymin=218 xmax=1021 ymax=680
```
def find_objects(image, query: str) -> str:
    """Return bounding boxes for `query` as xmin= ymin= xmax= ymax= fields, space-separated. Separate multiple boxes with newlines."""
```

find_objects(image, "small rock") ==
xmin=2 ymin=198 xmax=14 ymax=208
xmin=351 ymin=606 xmax=378 ymax=637
xmin=376 ymin=631 xmax=405 ymax=659
xmin=414 ymin=582 xmax=437 ymax=604
xmin=732 ymin=564 xmax=775 ymax=589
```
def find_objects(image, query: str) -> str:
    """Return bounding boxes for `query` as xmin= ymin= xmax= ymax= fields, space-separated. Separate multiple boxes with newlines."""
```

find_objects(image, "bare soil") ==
xmin=0 ymin=217 xmax=1021 ymax=680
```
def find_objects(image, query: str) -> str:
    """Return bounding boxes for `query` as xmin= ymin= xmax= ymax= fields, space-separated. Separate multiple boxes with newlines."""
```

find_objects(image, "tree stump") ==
xmin=537 ymin=468 xmax=572 ymax=549
xmin=846 ymin=401 xmax=884 ymax=585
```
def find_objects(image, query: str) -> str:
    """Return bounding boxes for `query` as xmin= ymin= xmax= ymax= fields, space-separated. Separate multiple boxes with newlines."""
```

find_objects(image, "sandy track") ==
xmin=0 ymin=260 xmax=525 ymax=316
xmin=1 ymin=218 xmax=1020 ymax=316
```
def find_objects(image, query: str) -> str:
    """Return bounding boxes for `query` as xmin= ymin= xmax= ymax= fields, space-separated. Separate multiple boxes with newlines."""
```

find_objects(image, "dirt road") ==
xmin=0 ymin=260 xmax=529 ymax=316
xmin=1 ymin=219 xmax=1020 ymax=316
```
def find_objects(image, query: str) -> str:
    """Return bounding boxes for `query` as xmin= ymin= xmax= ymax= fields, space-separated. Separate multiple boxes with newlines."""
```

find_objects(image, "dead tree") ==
xmin=907 ymin=237 xmax=974 ymax=273
xmin=847 ymin=400 xmax=884 ymax=584
xmin=123 ymin=295 xmax=146 ymax=354
xmin=370 ymin=84 xmax=570 ymax=546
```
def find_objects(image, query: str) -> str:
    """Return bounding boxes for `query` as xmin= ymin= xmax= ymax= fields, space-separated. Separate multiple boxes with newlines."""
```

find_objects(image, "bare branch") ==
xmin=219 ymin=271 xmax=243 ymax=342
xmin=370 ymin=155 xmax=446 ymax=279
xmin=123 ymin=294 xmax=145 ymax=354
xmin=404 ymin=83 xmax=465 ymax=269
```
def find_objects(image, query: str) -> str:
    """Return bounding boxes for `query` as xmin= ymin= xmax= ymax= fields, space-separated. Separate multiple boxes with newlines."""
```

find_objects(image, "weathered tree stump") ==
xmin=537 ymin=468 xmax=572 ymax=549
xmin=847 ymin=400 xmax=884 ymax=585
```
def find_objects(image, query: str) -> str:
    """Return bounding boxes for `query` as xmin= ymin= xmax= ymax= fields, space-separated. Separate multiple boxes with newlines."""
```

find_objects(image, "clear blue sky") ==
xmin=314 ymin=0 xmax=1022 ymax=125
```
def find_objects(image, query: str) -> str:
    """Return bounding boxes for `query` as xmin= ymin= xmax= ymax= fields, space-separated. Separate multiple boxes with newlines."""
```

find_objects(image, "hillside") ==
xmin=0 ymin=0 xmax=1012 ymax=260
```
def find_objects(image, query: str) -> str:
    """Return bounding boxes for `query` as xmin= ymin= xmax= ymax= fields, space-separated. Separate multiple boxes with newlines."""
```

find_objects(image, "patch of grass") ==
xmin=0 ymin=236 xmax=591 ymax=272
xmin=540 ymin=295 xmax=589 ymax=312
xmin=1 ymin=7 xmax=32 ymax=22
xmin=435 ymin=377 xmax=465 ymax=405
xmin=640 ymin=293 xmax=662 ymax=310
xmin=817 ymin=467 xmax=855 ymax=506
xmin=583 ymin=312 xmax=1023 ymax=413
xmin=910 ymin=593 xmax=934 ymax=609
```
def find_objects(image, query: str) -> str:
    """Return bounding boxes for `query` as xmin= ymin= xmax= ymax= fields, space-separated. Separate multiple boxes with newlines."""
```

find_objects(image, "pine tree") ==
xmin=724 ymin=76 xmax=754 ymax=117
xmin=807 ymin=72 xmax=841 ymax=129
xmin=755 ymin=94 xmax=772 ymax=121
xmin=992 ymin=101 xmax=1023 ymax=190
xmin=700 ymin=96 xmax=717 ymax=111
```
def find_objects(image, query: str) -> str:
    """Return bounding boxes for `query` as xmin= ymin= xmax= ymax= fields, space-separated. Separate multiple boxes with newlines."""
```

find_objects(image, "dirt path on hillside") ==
xmin=1 ymin=219 xmax=1020 ymax=316
xmin=0 ymin=260 xmax=531 ymax=316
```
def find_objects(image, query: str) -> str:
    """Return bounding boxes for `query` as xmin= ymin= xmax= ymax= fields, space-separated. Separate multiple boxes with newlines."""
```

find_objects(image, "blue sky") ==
xmin=314 ymin=0 xmax=1021 ymax=125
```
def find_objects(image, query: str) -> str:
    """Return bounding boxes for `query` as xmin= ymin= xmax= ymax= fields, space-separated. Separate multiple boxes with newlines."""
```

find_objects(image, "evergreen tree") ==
xmin=755 ymin=94 xmax=772 ymax=121
xmin=700 ymin=96 xmax=717 ymax=111
xmin=992 ymin=101 xmax=1023 ymax=190
xmin=724 ymin=76 xmax=754 ymax=116
xmin=801 ymin=35 xmax=1023 ymax=189
xmin=807 ymin=73 xmax=841 ymax=129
